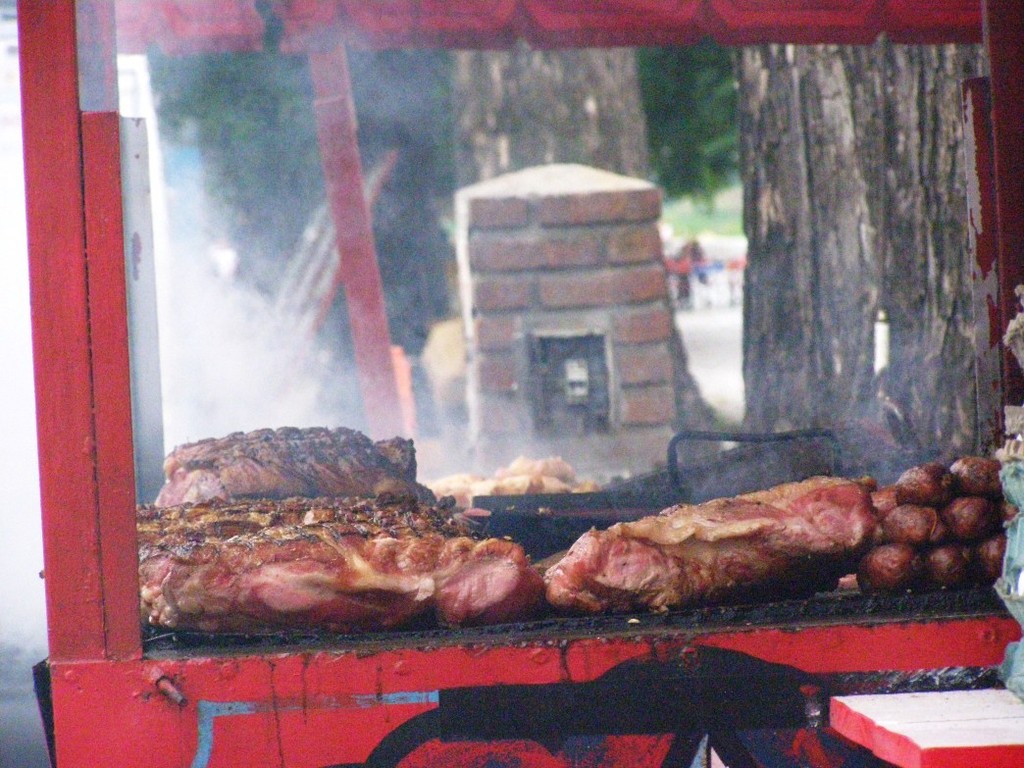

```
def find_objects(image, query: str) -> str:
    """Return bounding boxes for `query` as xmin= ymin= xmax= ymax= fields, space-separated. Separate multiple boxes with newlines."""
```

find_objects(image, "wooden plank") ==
xmin=81 ymin=112 xmax=142 ymax=661
xmin=835 ymin=689 xmax=1024 ymax=723
xmin=700 ymin=616 xmax=1019 ymax=673
xmin=307 ymin=43 xmax=405 ymax=439
xmin=831 ymin=690 xmax=1024 ymax=768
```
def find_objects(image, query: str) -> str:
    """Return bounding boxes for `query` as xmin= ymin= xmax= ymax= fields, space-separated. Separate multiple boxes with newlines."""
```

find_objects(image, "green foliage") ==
xmin=662 ymin=186 xmax=743 ymax=238
xmin=148 ymin=50 xmax=325 ymax=279
xmin=637 ymin=40 xmax=739 ymax=200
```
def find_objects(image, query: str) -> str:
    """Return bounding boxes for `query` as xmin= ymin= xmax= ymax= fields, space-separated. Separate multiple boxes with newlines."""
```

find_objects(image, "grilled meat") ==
xmin=154 ymin=426 xmax=434 ymax=507
xmin=426 ymin=455 xmax=597 ymax=509
xmin=544 ymin=476 xmax=876 ymax=614
xmin=139 ymin=495 xmax=543 ymax=633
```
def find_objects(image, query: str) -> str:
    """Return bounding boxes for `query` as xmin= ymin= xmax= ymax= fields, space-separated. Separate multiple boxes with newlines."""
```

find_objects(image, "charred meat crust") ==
xmin=154 ymin=426 xmax=435 ymax=507
xmin=139 ymin=495 xmax=542 ymax=633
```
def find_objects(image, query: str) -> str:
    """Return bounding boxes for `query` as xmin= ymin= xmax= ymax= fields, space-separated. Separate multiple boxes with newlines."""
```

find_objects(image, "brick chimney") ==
xmin=455 ymin=164 xmax=681 ymax=477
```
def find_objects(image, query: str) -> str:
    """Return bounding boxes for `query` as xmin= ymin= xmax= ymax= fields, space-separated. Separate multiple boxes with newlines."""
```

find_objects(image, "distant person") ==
xmin=664 ymin=239 xmax=704 ymax=309
xmin=685 ymin=240 xmax=708 ymax=285
xmin=726 ymin=251 xmax=747 ymax=306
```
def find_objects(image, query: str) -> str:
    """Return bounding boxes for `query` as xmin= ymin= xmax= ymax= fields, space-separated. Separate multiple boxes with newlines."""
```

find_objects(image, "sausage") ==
xmin=974 ymin=533 xmax=1007 ymax=584
xmin=949 ymin=456 xmax=1002 ymax=499
xmin=923 ymin=544 xmax=972 ymax=590
xmin=927 ymin=516 xmax=950 ymax=544
xmin=857 ymin=543 xmax=923 ymax=593
xmin=939 ymin=496 xmax=999 ymax=542
xmin=894 ymin=462 xmax=955 ymax=507
xmin=870 ymin=486 xmax=900 ymax=518
xmin=880 ymin=504 xmax=941 ymax=546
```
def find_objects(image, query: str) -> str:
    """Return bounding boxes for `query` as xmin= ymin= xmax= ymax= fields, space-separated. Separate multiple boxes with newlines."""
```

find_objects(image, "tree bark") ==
xmin=738 ymin=40 xmax=985 ymax=461
xmin=866 ymin=44 xmax=986 ymax=458
xmin=452 ymin=45 xmax=650 ymax=186
xmin=738 ymin=44 xmax=876 ymax=431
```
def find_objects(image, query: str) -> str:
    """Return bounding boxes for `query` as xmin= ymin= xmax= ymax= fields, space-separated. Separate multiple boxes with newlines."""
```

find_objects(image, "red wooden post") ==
xmin=961 ymin=78 xmax=1004 ymax=451
xmin=81 ymin=111 xmax=143 ymax=661
xmin=307 ymin=43 xmax=406 ymax=439
xmin=18 ymin=0 xmax=140 ymax=662
xmin=19 ymin=0 xmax=105 ymax=662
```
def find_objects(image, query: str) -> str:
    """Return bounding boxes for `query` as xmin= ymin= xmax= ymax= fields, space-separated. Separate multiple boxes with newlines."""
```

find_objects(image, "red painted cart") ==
xmin=17 ymin=2 xmax=1024 ymax=766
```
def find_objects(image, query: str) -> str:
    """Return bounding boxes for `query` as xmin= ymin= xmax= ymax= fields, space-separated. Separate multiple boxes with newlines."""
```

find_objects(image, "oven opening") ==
xmin=528 ymin=332 xmax=610 ymax=436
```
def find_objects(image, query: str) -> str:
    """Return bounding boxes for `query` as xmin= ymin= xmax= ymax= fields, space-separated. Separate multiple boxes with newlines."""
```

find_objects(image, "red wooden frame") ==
xmin=20 ymin=1 xmax=134 ymax=664
xmin=17 ymin=1 xmax=1024 ymax=766
xmin=308 ymin=42 xmax=405 ymax=439
xmin=114 ymin=0 xmax=983 ymax=53
xmin=40 ymin=616 xmax=1023 ymax=767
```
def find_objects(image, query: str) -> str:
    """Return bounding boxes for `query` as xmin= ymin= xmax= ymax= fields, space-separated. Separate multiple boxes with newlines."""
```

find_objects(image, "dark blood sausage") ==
xmin=949 ymin=456 xmax=1003 ymax=500
xmin=974 ymin=533 xmax=1008 ymax=584
xmin=894 ymin=462 xmax=955 ymax=507
xmin=923 ymin=544 xmax=972 ymax=589
xmin=880 ymin=504 xmax=941 ymax=546
xmin=939 ymin=496 xmax=999 ymax=542
xmin=857 ymin=543 xmax=923 ymax=593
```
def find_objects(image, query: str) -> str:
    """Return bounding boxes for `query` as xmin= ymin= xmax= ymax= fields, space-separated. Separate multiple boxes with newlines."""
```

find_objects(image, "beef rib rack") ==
xmin=138 ymin=494 xmax=544 ymax=633
xmin=154 ymin=426 xmax=435 ymax=507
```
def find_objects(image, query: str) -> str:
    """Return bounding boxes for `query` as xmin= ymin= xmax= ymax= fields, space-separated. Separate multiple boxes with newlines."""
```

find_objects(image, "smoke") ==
xmin=145 ymin=80 xmax=369 ymax=455
xmin=153 ymin=205 xmax=366 ymax=452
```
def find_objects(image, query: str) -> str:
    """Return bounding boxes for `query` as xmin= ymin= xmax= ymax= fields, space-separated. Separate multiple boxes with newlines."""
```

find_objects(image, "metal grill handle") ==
xmin=667 ymin=429 xmax=841 ymax=494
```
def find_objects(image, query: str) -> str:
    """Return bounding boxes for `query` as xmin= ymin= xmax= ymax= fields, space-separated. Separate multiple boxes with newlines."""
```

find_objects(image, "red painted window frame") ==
xmin=17 ymin=0 xmax=1022 ymax=676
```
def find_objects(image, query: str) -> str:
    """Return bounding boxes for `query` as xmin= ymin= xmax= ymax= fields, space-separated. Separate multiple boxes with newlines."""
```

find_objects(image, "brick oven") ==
xmin=455 ymin=163 xmax=684 ymax=477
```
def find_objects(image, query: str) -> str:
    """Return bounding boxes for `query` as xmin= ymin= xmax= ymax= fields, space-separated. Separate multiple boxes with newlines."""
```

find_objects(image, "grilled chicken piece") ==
xmin=154 ymin=426 xmax=435 ymax=507
xmin=139 ymin=495 xmax=543 ymax=633
xmin=544 ymin=476 xmax=876 ymax=614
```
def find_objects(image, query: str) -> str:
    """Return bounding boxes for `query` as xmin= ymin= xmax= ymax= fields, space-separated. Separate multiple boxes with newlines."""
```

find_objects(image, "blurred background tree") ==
xmin=149 ymin=50 xmax=324 ymax=291
xmin=637 ymin=40 xmax=738 ymax=201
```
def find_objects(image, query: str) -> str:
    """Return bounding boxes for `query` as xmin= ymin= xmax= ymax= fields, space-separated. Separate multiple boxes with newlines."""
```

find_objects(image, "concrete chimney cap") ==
xmin=457 ymin=163 xmax=654 ymax=200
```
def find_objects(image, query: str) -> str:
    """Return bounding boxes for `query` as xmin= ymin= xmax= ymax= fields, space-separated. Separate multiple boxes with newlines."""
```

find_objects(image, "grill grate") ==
xmin=142 ymin=586 xmax=1008 ymax=657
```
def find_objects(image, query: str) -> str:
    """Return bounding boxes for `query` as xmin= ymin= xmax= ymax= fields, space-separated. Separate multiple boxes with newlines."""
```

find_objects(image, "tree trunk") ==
xmin=738 ymin=44 xmax=877 ymax=431
xmin=452 ymin=45 xmax=650 ymax=186
xmin=863 ymin=43 xmax=986 ymax=458
xmin=738 ymin=40 xmax=986 ymax=465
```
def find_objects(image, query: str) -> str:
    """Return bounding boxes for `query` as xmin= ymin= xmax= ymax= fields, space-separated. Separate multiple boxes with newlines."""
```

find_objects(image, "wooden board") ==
xmin=830 ymin=689 xmax=1024 ymax=768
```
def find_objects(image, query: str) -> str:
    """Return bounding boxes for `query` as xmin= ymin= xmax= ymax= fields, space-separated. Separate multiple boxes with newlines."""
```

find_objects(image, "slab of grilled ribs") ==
xmin=138 ymin=495 xmax=544 ymax=633
xmin=544 ymin=476 xmax=877 ymax=614
xmin=154 ymin=426 xmax=435 ymax=507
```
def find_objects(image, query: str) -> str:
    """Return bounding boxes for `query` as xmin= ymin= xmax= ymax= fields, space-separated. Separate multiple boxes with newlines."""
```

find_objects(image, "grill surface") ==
xmin=142 ymin=585 xmax=1008 ymax=656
